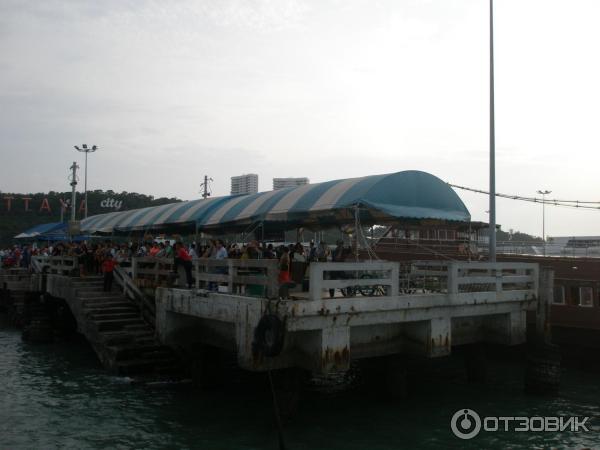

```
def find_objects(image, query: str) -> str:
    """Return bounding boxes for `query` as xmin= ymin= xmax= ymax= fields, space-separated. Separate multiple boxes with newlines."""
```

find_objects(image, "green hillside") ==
xmin=0 ymin=190 xmax=180 ymax=246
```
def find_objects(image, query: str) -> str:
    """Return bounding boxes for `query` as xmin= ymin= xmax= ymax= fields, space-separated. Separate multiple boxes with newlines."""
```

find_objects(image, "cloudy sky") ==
xmin=1 ymin=0 xmax=600 ymax=237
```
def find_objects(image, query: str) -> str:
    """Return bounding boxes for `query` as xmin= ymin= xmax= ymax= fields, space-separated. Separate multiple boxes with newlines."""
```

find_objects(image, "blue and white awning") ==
xmin=14 ymin=222 xmax=67 ymax=239
xmin=80 ymin=170 xmax=470 ymax=234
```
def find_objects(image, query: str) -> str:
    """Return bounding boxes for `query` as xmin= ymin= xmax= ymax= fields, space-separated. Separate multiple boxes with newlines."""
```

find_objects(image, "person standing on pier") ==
xmin=101 ymin=255 xmax=118 ymax=292
xmin=175 ymin=242 xmax=194 ymax=289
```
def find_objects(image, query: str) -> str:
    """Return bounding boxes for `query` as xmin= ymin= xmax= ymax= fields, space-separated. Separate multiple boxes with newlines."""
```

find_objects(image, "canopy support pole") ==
xmin=354 ymin=205 xmax=359 ymax=261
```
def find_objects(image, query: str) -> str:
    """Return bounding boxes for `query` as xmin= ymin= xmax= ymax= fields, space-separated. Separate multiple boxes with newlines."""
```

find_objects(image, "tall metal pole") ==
xmin=542 ymin=195 xmax=545 ymax=256
xmin=489 ymin=0 xmax=497 ymax=263
xmin=84 ymin=150 xmax=88 ymax=218
xmin=537 ymin=190 xmax=551 ymax=256
xmin=75 ymin=144 xmax=98 ymax=219
xmin=354 ymin=205 xmax=359 ymax=261
xmin=69 ymin=162 xmax=79 ymax=222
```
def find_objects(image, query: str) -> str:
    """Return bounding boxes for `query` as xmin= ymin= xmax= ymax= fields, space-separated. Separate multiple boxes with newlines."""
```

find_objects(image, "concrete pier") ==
xmin=155 ymin=260 xmax=539 ymax=374
xmin=3 ymin=257 xmax=555 ymax=393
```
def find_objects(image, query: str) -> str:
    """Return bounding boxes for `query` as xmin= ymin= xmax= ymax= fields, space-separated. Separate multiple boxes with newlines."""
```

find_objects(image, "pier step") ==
xmin=72 ymin=280 xmax=104 ymax=285
xmin=82 ymin=300 xmax=135 ymax=308
xmin=86 ymin=306 xmax=138 ymax=316
xmin=101 ymin=331 xmax=155 ymax=346
xmin=76 ymin=291 xmax=122 ymax=298
xmin=59 ymin=277 xmax=184 ymax=379
xmin=88 ymin=312 xmax=141 ymax=321
xmin=71 ymin=279 xmax=103 ymax=287
xmin=94 ymin=317 xmax=146 ymax=332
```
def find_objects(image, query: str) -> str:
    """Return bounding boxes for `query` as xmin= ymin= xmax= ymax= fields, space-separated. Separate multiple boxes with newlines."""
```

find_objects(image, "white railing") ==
xmin=32 ymin=255 xmax=77 ymax=275
xmin=194 ymin=258 xmax=279 ymax=298
xmin=113 ymin=266 xmax=156 ymax=325
xmin=308 ymin=261 xmax=399 ymax=300
xmin=31 ymin=256 xmax=45 ymax=273
xmin=308 ymin=260 xmax=538 ymax=302
xmin=129 ymin=257 xmax=280 ymax=298
xmin=410 ymin=260 xmax=539 ymax=300
xmin=130 ymin=257 xmax=175 ymax=288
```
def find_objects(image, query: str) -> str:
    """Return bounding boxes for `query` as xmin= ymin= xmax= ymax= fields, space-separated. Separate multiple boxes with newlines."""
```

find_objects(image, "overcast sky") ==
xmin=1 ymin=0 xmax=600 ymax=237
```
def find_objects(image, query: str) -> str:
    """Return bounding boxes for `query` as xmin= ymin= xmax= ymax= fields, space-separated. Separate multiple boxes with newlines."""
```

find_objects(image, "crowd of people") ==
xmin=1 ymin=238 xmax=355 ymax=296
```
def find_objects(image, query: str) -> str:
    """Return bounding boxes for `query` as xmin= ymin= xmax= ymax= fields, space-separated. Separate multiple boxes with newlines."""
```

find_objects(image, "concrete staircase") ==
xmin=69 ymin=277 xmax=182 ymax=378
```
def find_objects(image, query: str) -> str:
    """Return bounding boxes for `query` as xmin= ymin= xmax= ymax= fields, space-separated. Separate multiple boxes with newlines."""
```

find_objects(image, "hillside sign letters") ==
xmin=1 ymin=197 xmax=123 ymax=213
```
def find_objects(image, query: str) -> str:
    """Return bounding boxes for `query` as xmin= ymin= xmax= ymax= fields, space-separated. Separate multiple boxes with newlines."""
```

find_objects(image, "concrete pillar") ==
xmin=536 ymin=267 xmax=553 ymax=344
xmin=509 ymin=310 xmax=526 ymax=345
xmin=321 ymin=326 xmax=351 ymax=373
xmin=236 ymin=302 xmax=264 ymax=368
xmin=403 ymin=318 xmax=451 ymax=357
xmin=430 ymin=317 xmax=451 ymax=357
xmin=525 ymin=267 xmax=560 ymax=394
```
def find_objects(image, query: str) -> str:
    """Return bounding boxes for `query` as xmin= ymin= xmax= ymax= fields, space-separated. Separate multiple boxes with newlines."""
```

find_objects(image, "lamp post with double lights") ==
xmin=537 ymin=189 xmax=552 ymax=256
xmin=74 ymin=144 xmax=98 ymax=219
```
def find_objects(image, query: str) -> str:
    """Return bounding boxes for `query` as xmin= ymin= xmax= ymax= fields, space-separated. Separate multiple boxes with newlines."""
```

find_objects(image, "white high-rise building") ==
xmin=231 ymin=174 xmax=258 ymax=195
xmin=273 ymin=177 xmax=309 ymax=190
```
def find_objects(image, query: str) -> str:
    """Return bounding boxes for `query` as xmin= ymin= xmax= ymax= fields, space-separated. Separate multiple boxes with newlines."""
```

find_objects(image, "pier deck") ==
xmin=155 ymin=260 xmax=539 ymax=374
xmin=2 ymin=257 xmax=541 ymax=376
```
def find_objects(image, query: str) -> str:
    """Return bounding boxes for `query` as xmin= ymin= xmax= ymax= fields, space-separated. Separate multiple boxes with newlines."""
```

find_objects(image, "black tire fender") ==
xmin=252 ymin=314 xmax=285 ymax=357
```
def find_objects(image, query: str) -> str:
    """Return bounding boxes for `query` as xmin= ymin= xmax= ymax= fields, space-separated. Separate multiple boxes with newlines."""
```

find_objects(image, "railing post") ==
xmin=447 ymin=262 xmax=458 ymax=300
xmin=495 ymin=264 xmax=502 ymax=294
xmin=228 ymin=259 xmax=234 ymax=293
xmin=390 ymin=262 xmax=399 ymax=297
xmin=267 ymin=261 xmax=279 ymax=299
xmin=309 ymin=263 xmax=323 ymax=300
xmin=532 ymin=265 xmax=539 ymax=298
xmin=131 ymin=257 xmax=138 ymax=280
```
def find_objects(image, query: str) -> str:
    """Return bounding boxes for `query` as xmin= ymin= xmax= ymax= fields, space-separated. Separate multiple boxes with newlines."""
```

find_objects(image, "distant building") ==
xmin=273 ymin=177 xmax=309 ymax=190
xmin=231 ymin=174 xmax=258 ymax=195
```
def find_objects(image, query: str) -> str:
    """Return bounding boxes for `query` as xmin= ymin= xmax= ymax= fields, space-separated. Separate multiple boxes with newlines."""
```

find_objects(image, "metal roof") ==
xmin=80 ymin=170 xmax=471 ymax=234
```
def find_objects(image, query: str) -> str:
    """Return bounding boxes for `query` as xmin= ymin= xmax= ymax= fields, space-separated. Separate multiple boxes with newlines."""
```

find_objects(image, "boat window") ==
xmin=553 ymin=285 xmax=565 ymax=304
xmin=579 ymin=286 xmax=594 ymax=307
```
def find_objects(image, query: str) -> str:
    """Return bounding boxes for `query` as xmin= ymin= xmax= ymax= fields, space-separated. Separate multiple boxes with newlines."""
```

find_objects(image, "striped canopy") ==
xmin=15 ymin=222 xmax=66 ymax=239
xmin=80 ymin=170 xmax=470 ymax=234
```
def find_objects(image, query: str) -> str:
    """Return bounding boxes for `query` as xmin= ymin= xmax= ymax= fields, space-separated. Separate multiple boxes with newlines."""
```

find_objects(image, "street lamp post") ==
xmin=489 ymin=0 xmax=497 ymax=263
xmin=74 ymin=144 xmax=98 ymax=219
xmin=537 ymin=189 xmax=551 ymax=256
